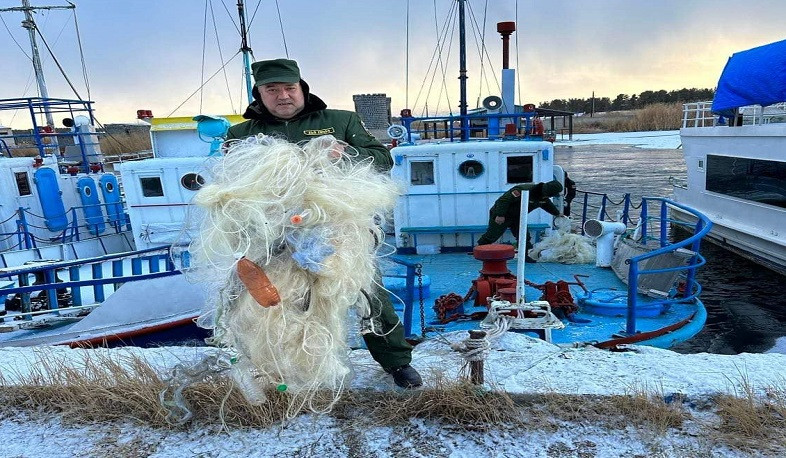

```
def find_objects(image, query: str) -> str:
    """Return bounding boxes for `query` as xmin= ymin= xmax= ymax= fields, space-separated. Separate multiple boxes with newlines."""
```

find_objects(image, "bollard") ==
xmin=467 ymin=330 xmax=487 ymax=385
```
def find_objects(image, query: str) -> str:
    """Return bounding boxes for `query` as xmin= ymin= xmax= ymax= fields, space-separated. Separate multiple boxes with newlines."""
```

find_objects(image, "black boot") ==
xmin=387 ymin=364 xmax=423 ymax=388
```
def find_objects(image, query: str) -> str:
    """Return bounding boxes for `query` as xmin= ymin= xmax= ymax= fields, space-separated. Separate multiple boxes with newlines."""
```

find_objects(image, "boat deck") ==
xmin=382 ymin=252 xmax=704 ymax=348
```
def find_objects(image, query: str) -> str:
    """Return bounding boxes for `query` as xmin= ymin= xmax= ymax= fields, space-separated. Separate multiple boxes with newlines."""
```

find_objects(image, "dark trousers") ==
xmin=362 ymin=279 xmax=413 ymax=371
xmin=477 ymin=211 xmax=533 ymax=249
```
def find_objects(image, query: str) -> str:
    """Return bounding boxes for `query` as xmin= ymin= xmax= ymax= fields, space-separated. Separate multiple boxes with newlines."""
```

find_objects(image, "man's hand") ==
xmin=328 ymin=142 xmax=345 ymax=159
xmin=494 ymin=216 xmax=505 ymax=224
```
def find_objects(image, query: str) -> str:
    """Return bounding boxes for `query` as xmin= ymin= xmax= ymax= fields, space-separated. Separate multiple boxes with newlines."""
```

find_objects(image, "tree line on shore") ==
xmin=540 ymin=88 xmax=715 ymax=113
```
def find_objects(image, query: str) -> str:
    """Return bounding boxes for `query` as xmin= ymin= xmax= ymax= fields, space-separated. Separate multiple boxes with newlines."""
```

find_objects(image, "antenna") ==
xmin=0 ymin=1 xmax=75 ymax=127
xmin=236 ymin=0 xmax=255 ymax=105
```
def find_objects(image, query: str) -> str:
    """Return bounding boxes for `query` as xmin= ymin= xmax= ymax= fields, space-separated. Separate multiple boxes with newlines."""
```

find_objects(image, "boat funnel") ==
xmin=583 ymin=219 xmax=626 ymax=267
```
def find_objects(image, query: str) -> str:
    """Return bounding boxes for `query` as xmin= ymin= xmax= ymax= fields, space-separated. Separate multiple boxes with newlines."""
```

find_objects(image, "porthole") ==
xmin=180 ymin=173 xmax=205 ymax=191
xmin=105 ymin=182 xmax=115 ymax=193
xmin=83 ymin=186 xmax=92 ymax=197
xmin=458 ymin=160 xmax=484 ymax=179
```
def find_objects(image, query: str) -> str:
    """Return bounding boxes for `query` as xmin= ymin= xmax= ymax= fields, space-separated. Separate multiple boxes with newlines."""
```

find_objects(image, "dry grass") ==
xmin=519 ymin=388 xmax=685 ymax=434
xmin=351 ymin=372 xmax=520 ymax=430
xmin=99 ymin=128 xmax=152 ymax=158
xmin=572 ymin=103 xmax=683 ymax=133
xmin=0 ymin=352 xmax=680 ymax=434
xmin=713 ymin=375 xmax=786 ymax=452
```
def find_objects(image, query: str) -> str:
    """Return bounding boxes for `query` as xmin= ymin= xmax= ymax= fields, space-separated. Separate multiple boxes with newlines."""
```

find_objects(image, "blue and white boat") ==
xmin=0 ymin=0 xmax=713 ymax=350
xmin=0 ymin=2 xmax=198 ymax=346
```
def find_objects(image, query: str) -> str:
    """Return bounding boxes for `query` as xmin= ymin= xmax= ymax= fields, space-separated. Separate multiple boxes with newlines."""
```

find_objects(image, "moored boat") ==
xmin=674 ymin=39 xmax=786 ymax=275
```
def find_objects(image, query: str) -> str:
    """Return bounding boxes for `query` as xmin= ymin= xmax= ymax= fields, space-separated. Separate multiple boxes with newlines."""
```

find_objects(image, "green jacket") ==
xmin=227 ymin=82 xmax=392 ymax=171
xmin=490 ymin=183 xmax=561 ymax=218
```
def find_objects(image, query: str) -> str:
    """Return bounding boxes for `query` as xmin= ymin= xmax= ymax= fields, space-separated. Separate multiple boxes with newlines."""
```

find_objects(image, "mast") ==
xmin=0 ymin=1 xmax=74 ymax=127
xmin=237 ymin=0 xmax=254 ymax=105
xmin=457 ymin=0 xmax=468 ymax=141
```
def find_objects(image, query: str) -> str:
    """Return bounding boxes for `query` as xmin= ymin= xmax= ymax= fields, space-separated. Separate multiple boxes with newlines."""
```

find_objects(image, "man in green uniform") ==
xmin=477 ymin=180 xmax=563 ymax=263
xmin=226 ymin=58 xmax=421 ymax=389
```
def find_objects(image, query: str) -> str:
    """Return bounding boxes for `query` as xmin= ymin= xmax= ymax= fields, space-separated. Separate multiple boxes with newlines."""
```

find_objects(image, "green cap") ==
xmin=252 ymin=58 xmax=301 ymax=86
xmin=542 ymin=179 xmax=563 ymax=197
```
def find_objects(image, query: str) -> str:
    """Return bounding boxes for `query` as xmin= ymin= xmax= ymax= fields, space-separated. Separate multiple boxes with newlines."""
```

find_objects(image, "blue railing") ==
xmin=0 ymin=246 xmax=178 ymax=320
xmin=0 ymin=97 xmax=102 ymax=174
xmin=400 ymin=111 xmax=539 ymax=143
xmin=4 ymin=204 xmax=131 ymax=253
xmin=623 ymin=197 xmax=712 ymax=335
xmin=382 ymin=256 xmax=421 ymax=338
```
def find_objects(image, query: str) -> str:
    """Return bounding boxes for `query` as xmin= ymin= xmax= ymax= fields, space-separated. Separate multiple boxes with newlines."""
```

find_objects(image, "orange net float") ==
xmin=236 ymin=257 xmax=281 ymax=307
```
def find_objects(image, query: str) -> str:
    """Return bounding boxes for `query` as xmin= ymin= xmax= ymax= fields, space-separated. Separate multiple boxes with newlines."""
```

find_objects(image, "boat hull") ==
xmin=672 ymin=200 xmax=786 ymax=276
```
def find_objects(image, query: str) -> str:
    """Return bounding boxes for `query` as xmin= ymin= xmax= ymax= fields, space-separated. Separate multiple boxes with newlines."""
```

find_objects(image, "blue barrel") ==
xmin=99 ymin=173 xmax=124 ymax=225
xmin=77 ymin=177 xmax=106 ymax=235
xmin=34 ymin=168 xmax=68 ymax=232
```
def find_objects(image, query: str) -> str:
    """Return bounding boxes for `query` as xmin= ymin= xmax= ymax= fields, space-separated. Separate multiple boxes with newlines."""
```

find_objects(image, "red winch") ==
xmin=432 ymin=244 xmax=517 ymax=323
xmin=524 ymin=275 xmax=589 ymax=318
xmin=432 ymin=244 xmax=592 ymax=325
xmin=470 ymin=244 xmax=518 ymax=306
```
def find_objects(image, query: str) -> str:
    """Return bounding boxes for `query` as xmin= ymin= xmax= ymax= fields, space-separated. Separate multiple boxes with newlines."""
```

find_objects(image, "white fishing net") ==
xmin=184 ymin=134 xmax=399 ymax=416
xmin=529 ymin=216 xmax=595 ymax=264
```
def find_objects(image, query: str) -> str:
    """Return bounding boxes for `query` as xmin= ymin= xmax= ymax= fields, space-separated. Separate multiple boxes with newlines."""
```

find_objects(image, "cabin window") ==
xmin=706 ymin=155 xmax=786 ymax=209
xmin=458 ymin=160 xmax=484 ymax=179
xmin=15 ymin=172 xmax=32 ymax=196
xmin=105 ymin=182 xmax=115 ymax=193
xmin=506 ymin=156 xmax=533 ymax=183
xmin=180 ymin=173 xmax=205 ymax=191
xmin=410 ymin=161 xmax=435 ymax=186
xmin=83 ymin=186 xmax=92 ymax=197
xmin=140 ymin=177 xmax=165 ymax=197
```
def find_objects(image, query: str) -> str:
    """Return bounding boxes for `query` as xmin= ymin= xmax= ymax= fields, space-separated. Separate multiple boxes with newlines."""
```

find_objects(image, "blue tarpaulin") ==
xmin=712 ymin=39 xmax=786 ymax=115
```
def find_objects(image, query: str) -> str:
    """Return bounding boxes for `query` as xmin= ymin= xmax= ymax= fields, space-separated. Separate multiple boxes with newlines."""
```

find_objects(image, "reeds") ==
xmin=572 ymin=103 xmax=683 ymax=133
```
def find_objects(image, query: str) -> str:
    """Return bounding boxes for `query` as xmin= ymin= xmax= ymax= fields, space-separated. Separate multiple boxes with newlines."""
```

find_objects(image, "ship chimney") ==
xmin=497 ymin=21 xmax=516 ymax=69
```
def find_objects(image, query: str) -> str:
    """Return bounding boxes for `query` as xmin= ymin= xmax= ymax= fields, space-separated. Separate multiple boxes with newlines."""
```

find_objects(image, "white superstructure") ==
xmin=675 ymin=102 xmax=786 ymax=274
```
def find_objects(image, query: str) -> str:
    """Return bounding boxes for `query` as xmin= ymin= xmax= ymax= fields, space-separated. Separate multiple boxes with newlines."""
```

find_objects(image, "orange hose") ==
xmin=236 ymin=257 xmax=281 ymax=307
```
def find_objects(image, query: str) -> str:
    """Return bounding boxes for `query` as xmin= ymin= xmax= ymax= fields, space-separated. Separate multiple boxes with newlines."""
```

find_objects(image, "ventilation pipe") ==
xmin=497 ymin=22 xmax=516 ymax=132
xmin=583 ymin=219 xmax=626 ymax=267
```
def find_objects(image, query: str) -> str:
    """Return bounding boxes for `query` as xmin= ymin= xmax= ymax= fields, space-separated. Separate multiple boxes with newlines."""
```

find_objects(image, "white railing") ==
xmin=683 ymin=101 xmax=786 ymax=128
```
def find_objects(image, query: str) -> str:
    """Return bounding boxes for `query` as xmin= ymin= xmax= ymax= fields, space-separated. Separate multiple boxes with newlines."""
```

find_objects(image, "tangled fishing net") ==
xmin=529 ymin=216 xmax=595 ymax=264
xmin=170 ymin=134 xmax=399 ymax=420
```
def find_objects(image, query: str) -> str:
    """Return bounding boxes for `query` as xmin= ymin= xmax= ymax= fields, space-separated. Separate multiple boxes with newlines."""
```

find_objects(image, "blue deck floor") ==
xmin=381 ymin=252 xmax=704 ymax=348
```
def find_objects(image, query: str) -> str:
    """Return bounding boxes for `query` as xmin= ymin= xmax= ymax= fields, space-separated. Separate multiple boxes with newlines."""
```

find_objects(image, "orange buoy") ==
xmin=236 ymin=257 xmax=281 ymax=307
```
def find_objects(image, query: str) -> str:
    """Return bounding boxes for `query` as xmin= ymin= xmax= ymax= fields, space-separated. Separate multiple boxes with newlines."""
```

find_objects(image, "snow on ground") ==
xmin=1 ymin=332 xmax=785 ymax=457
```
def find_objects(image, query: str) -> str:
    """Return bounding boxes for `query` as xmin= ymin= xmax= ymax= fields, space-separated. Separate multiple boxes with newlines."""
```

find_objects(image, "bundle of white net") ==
xmin=184 ymin=134 xmax=399 ymax=416
xmin=529 ymin=215 xmax=595 ymax=264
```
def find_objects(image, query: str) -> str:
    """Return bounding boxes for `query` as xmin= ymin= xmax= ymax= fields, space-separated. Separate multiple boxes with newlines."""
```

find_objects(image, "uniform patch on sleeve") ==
xmin=303 ymin=127 xmax=336 ymax=136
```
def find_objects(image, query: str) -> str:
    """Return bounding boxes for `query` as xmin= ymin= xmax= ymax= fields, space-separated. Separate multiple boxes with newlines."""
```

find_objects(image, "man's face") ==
xmin=259 ymin=82 xmax=305 ymax=120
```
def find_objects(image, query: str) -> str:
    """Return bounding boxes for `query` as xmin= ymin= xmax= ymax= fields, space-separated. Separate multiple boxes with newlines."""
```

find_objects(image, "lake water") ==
xmin=556 ymin=144 xmax=786 ymax=355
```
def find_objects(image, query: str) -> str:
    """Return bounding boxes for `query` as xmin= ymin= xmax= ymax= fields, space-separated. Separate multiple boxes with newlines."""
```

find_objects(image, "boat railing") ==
xmin=574 ymin=190 xmax=639 ymax=234
xmin=0 ymin=97 xmax=106 ymax=173
xmin=682 ymin=101 xmax=786 ymax=127
xmin=399 ymin=111 xmax=541 ymax=143
xmin=623 ymin=197 xmax=712 ymax=336
xmin=5 ymin=204 xmax=131 ymax=252
xmin=0 ymin=245 xmax=178 ymax=321
xmin=571 ymin=191 xmax=711 ymax=335
xmin=380 ymin=256 xmax=422 ymax=339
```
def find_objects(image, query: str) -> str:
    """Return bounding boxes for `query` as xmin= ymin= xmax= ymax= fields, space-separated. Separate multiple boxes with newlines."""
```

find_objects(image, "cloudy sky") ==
xmin=1 ymin=0 xmax=784 ymax=127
